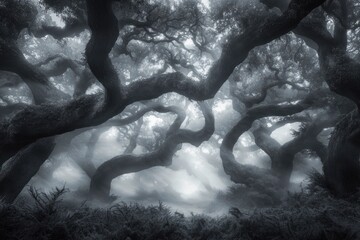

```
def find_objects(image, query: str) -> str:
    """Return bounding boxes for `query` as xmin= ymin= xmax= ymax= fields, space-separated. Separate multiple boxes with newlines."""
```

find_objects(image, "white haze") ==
xmin=24 ymin=100 xmax=322 ymax=215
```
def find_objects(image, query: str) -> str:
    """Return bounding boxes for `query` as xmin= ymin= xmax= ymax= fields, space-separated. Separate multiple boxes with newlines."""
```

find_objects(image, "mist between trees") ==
xmin=1 ymin=1 xmax=360 ymax=238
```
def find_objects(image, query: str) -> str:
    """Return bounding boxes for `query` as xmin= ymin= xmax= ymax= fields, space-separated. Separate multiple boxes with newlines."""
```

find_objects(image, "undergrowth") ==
xmin=1 ymin=174 xmax=360 ymax=240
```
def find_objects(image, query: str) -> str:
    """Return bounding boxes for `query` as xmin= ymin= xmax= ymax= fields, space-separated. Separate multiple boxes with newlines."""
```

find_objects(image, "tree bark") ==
xmin=0 ymin=0 xmax=325 ymax=202
xmin=253 ymin=113 xmax=336 ymax=186
xmin=324 ymin=110 xmax=360 ymax=196
xmin=0 ymin=138 xmax=55 ymax=203
xmin=0 ymin=40 xmax=69 ymax=104
xmin=267 ymin=0 xmax=360 ymax=195
xmin=0 ymin=0 xmax=324 ymax=159
xmin=220 ymin=99 xmax=313 ymax=187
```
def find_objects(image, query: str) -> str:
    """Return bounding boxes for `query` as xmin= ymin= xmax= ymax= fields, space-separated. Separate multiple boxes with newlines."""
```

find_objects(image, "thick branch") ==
xmin=220 ymin=98 xmax=313 ymax=186
xmin=230 ymin=78 xmax=283 ymax=110
xmin=0 ymin=0 xmax=324 ymax=166
xmin=0 ymin=137 xmax=55 ymax=203
xmin=89 ymin=102 xmax=214 ymax=200
xmin=324 ymin=110 xmax=360 ymax=196
xmin=253 ymin=114 xmax=337 ymax=185
xmin=125 ymin=0 xmax=325 ymax=102
xmin=0 ymin=40 xmax=69 ymax=104
xmin=32 ymin=19 xmax=88 ymax=40
xmin=37 ymin=56 xmax=82 ymax=77
xmin=0 ymin=103 xmax=28 ymax=120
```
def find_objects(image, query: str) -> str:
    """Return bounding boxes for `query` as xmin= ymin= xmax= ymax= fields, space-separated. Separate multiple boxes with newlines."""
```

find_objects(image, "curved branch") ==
xmin=105 ymin=103 xmax=181 ymax=127
xmin=38 ymin=56 xmax=83 ymax=77
xmin=89 ymin=102 xmax=214 ymax=200
xmin=264 ymin=1 xmax=360 ymax=195
xmin=77 ymin=130 xmax=102 ymax=178
xmin=0 ymin=137 xmax=56 ymax=203
xmin=125 ymin=0 xmax=325 ymax=103
xmin=272 ymin=0 xmax=360 ymax=109
xmin=0 ymin=103 xmax=28 ymax=120
xmin=230 ymin=78 xmax=283 ymax=110
xmin=220 ymin=98 xmax=313 ymax=186
xmin=85 ymin=0 xmax=122 ymax=106
xmin=253 ymin=114 xmax=337 ymax=185
xmin=0 ymin=40 xmax=69 ymax=104
xmin=253 ymin=126 xmax=282 ymax=159
xmin=0 ymin=0 xmax=324 ymax=168
xmin=267 ymin=115 xmax=311 ymax=132
xmin=36 ymin=56 xmax=93 ymax=99
xmin=31 ymin=19 xmax=88 ymax=40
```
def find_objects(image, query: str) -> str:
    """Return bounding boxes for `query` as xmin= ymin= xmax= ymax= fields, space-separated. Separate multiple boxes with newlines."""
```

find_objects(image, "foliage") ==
xmin=304 ymin=170 xmax=329 ymax=194
xmin=217 ymin=183 xmax=284 ymax=209
xmin=1 ymin=184 xmax=360 ymax=240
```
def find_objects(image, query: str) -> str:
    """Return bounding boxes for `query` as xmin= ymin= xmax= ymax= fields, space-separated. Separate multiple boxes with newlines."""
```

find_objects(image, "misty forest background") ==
xmin=1 ymin=0 xmax=360 ymax=239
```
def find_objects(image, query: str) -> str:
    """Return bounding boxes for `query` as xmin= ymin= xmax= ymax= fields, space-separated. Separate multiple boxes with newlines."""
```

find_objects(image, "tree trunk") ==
xmin=0 ymin=138 xmax=55 ymax=203
xmin=89 ymin=102 xmax=214 ymax=201
xmin=323 ymin=110 xmax=360 ymax=196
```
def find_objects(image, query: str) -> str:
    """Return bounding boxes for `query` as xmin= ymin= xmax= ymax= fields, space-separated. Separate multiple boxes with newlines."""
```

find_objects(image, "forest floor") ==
xmin=1 ymin=178 xmax=360 ymax=240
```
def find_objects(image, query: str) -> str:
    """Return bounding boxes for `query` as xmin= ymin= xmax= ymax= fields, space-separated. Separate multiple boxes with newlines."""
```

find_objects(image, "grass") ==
xmin=1 ymin=174 xmax=360 ymax=240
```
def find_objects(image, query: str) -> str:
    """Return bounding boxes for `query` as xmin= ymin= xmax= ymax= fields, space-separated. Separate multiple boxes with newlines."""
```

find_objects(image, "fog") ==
xmin=1 ymin=0 xmax=338 ymax=216
xmin=25 ymin=98 xmax=322 ymax=215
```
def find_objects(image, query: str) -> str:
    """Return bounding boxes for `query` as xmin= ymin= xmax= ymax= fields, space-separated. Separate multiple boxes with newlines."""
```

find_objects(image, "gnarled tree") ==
xmin=5 ymin=0 xmax=356 ymax=205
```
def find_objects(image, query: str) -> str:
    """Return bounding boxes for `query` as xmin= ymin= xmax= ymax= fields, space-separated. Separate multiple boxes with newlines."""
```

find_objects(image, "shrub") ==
xmin=1 ymin=185 xmax=360 ymax=240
